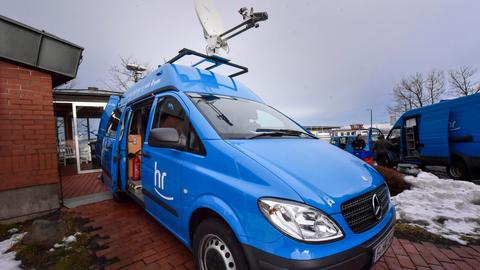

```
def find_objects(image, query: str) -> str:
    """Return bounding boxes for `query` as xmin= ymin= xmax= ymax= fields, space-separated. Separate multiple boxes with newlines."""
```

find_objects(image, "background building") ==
xmin=304 ymin=125 xmax=340 ymax=142
xmin=53 ymin=88 xmax=121 ymax=175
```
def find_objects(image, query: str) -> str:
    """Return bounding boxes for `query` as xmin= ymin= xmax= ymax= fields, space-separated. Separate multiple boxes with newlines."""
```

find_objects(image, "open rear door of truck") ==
xmin=96 ymin=96 xmax=120 ymax=166
xmin=419 ymin=109 xmax=450 ymax=163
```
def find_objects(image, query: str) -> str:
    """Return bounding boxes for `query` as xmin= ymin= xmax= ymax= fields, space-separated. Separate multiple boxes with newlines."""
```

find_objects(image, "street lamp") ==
xmin=367 ymin=108 xmax=373 ymax=129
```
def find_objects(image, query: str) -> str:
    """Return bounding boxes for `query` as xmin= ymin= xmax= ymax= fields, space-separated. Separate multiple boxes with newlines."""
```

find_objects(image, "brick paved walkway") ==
xmin=61 ymin=172 xmax=107 ymax=199
xmin=68 ymin=199 xmax=480 ymax=270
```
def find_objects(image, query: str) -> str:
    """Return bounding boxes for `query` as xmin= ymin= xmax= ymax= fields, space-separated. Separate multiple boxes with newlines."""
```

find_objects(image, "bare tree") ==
xmin=388 ymin=71 xmax=447 ymax=115
xmin=424 ymin=69 xmax=445 ymax=104
xmin=448 ymin=66 xmax=479 ymax=96
xmin=400 ymin=73 xmax=425 ymax=108
xmin=104 ymin=56 xmax=150 ymax=92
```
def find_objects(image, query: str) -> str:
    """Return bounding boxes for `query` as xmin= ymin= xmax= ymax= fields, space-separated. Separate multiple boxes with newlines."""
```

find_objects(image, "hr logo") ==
xmin=449 ymin=121 xmax=460 ymax=131
xmin=154 ymin=161 xmax=174 ymax=201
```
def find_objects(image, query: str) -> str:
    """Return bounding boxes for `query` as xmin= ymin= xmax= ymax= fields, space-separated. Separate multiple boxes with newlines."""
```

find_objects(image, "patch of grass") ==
xmin=460 ymin=235 xmax=480 ymax=246
xmin=0 ymin=223 xmax=16 ymax=241
xmin=50 ymin=234 xmax=94 ymax=270
xmin=395 ymin=222 xmax=459 ymax=246
xmin=13 ymin=215 xmax=97 ymax=270
xmin=15 ymin=244 xmax=44 ymax=267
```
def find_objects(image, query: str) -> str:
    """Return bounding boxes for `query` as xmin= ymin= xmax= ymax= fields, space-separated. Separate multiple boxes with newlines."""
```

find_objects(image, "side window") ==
xmin=387 ymin=128 xmax=401 ymax=141
xmin=152 ymin=97 xmax=187 ymax=134
xmin=371 ymin=128 xmax=383 ymax=142
xmin=106 ymin=109 xmax=121 ymax=137
xmin=187 ymin=123 xmax=206 ymax=156
xmin=152 ymin=96 xmax=206 ymax=156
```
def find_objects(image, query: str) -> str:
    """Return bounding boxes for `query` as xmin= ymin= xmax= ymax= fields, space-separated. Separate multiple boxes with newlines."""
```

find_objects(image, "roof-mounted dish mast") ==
xmin=194 ymin=0 xmax=268 ymax=55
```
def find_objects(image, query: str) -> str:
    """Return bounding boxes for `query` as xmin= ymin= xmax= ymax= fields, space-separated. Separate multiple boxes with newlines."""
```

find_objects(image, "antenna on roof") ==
xmin=194 ymin=0 xmax=268 ymax=55
xmin=126 ymin=63 xmax=147 ymax=83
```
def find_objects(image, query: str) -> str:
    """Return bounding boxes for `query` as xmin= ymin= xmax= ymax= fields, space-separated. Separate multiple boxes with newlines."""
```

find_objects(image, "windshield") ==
xmin=188 ymin=94 xmax=310 ymax=139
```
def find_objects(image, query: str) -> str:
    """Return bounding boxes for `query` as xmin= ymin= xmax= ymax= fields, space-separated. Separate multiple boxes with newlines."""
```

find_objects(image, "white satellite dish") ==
xmin=194 ymin=0 xmax=229 ymax=55
xmin=194 ymin=0 xmax=268 ymax=55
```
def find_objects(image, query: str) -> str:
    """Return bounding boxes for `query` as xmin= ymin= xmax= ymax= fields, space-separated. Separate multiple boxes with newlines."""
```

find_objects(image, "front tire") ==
xmin=193 ymin=218 xmax=249 ymax=270
xmin=447 ymin=159 xmax=470 ymax=180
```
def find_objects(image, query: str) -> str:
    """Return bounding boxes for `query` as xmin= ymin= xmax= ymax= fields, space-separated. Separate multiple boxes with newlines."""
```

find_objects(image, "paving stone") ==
xmin=66 ymin=199 xmax=480 ymax=270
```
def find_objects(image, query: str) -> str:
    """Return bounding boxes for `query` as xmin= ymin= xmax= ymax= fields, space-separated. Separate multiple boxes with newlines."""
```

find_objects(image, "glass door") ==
xmin=72 ymin=103 xmax=106 ymax=174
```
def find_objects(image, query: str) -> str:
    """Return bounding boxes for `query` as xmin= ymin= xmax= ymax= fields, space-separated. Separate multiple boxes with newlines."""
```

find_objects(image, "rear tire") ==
xmin=193 ymin=218 xmax=249 ymax=270
xmin=447 ymin=159 xmax=470 ymax=180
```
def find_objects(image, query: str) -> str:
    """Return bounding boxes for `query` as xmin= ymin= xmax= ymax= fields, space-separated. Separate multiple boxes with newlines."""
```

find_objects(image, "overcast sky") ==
xmin=3 ymin=0 xmax=480 ymax=125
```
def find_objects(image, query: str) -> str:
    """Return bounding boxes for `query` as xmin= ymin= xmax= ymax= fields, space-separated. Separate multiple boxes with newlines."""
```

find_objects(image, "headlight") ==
xmin=258 ymin=198 xmax=343 ymax=242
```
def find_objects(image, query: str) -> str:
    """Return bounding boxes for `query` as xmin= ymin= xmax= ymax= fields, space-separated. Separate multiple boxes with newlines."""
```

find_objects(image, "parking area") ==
xmin=68 ymin=200 xmax=193 ymax=270
xmin=66 ymin=199 xmax=480 ymax=270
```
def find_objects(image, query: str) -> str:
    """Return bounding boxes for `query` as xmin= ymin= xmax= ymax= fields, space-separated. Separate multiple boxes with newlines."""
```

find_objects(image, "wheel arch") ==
xmin=448 ymin=152 xmax=471 ymax=180
xmin=187 ymin=195 xmax=247 ymax=247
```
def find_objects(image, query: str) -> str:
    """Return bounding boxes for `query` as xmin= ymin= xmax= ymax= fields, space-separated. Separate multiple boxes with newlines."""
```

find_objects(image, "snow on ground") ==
xmin=393 ymin=171 xmax=480 ymax=244
xmin=0 ymin=232 xmax=26 ymax=270
xmin=53 ymin=232 xmax=81 ymax=249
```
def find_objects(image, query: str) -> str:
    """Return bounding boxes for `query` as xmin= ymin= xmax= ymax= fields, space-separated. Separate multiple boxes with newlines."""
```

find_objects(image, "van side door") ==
xmin=418 ymin=110 xmax=450 ymax=164
xmin=102 ymin=108 xmax=128 ymax=193
xmin=141 ymin=95 xmax=187 ymax=232
xmin=96 ymin=96 xmax=120 ymax=166
xmin=101 ymin=108 xmax=121 ymax=189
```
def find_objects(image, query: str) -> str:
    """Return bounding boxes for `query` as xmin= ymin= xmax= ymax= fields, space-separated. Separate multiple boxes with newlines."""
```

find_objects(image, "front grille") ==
xmin=341 ymin=184 xmax=389 ymax=233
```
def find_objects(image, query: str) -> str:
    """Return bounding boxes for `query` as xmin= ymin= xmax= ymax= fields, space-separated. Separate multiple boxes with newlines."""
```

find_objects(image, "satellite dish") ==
xmin=126 ymin=63 xmax=147 ymax=82
xmin=194 ymin=0 xmax=268 ymax=55
xmin=194 ymin=0 xmax=229 ymax=55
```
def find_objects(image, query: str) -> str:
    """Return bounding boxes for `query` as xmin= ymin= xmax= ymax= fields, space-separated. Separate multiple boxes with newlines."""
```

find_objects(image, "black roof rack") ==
xmin=167 ymin=48 xmax=248 ymax=78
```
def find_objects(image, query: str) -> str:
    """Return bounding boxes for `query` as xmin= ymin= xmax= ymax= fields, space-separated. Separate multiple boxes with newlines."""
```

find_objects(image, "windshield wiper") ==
xmin=197 ymin=98 xmax=234 ymax=126
xmin=249 ymin=129 xmax=316 ymax=139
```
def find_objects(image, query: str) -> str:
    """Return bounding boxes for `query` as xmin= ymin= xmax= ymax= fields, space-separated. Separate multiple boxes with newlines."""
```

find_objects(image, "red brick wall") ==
xmin=0 ymin=60 xmax=59 ymax=191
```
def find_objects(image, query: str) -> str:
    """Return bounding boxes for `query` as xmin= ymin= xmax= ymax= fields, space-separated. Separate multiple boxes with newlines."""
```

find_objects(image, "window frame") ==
xmin=387 ymin=127 xmax=401 ymax=141
xmin=106 ymin=108 xmax=122 ymax=138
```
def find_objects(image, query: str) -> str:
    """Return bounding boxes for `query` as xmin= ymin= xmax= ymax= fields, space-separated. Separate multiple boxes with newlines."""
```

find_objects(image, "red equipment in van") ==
xmin=132 ymin=155 xmax=141 ymax=181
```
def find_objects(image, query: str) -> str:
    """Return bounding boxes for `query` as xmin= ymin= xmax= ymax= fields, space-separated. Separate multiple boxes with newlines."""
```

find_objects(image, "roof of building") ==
xmin=0 ymin=15 xmax=83 ymax=87
xmin=304 ymin=125 xmax=341 ymax=129
xmin=53 ymin=87 xmax=122 ymax=102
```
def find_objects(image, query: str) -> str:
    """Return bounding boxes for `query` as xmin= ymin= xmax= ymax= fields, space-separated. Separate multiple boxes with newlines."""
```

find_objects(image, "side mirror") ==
xmin=148 ymin=128 xmax=186 ymax=150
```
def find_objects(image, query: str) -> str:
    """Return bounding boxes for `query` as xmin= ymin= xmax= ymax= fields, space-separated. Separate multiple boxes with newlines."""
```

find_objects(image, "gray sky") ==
xmin=3 ymin=0 xmax=480 ymax=125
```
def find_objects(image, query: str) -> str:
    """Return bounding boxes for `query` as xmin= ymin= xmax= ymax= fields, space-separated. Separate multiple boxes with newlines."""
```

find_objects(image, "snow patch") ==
xmin=6 ymin=229 xmax=18 ymax=234
xmin=0 ymin=233 xmax=27 ymax=270
xmin=63 ymin=235 xmax=77 ymax=244
xmin=53 ymin=232 xmax=81 ymax=249
xmin=393 ymin=171 xmax=480 ymax=244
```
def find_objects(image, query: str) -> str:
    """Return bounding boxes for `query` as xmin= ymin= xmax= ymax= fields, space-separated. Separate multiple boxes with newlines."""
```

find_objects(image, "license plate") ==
xmin=373 ymin=229 xmax=394 ymax=263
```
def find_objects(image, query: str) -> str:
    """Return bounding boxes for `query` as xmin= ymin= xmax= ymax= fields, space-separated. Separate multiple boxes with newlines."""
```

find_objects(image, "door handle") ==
xmin=143 ymin=152 xmax=151 ymax=158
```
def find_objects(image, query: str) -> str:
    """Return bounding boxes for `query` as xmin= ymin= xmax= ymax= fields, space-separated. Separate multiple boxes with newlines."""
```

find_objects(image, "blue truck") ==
xmin=386 ymin=93 xmax=480 ymax=180
xmin=96 ymin=49 xmax=395 ymax=270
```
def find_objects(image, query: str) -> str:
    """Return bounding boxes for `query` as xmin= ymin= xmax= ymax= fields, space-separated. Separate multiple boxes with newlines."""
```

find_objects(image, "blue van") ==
xmin=97 ymin=49 xmax=395 ymax=270
xmin=386 ymin=93 xmax=480 ymax=180
xmin=330 ymin=128 xmax=385 ymax=164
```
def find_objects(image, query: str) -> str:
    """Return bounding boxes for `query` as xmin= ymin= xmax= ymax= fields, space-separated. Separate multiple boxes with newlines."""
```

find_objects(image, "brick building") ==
xmin=0 ymin=15 xmax=83 ymax=222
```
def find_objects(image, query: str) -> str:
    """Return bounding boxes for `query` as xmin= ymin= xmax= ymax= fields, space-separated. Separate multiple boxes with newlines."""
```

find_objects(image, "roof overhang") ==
xmin=0 ymin=15 xmax=84 ymax=87
xmin=53 ymin=88 xmax=122 ymax=103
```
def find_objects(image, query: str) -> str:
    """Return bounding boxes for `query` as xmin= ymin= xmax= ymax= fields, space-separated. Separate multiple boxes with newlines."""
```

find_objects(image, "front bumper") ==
xmin=242 ymin=214 xmax=395 ymax=270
